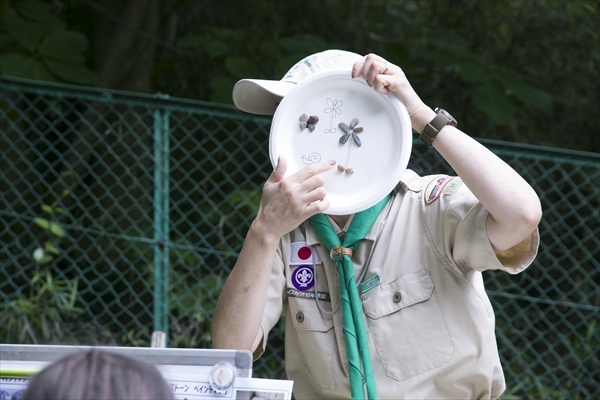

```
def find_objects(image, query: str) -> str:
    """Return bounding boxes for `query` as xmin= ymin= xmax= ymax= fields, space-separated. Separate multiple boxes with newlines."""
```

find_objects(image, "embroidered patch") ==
xmin=287 ymin=288 xmax=331 ymax=302
xmin=283 ymin=59 xmax=312 ymax=79
xmin=360 ymin=274 xmax=381 ymax=295
xmin=291 ymin=265 xmax=315 ymax=291
xmin=283 ymin=62 xmax=302 ymax=79
xmin=290 ymin=242 xmax=321 ymax=265
xmin=425 ymin=176 xmax=455 ymax=204
xmin=444 ymin=178 xmax=462 ymax=196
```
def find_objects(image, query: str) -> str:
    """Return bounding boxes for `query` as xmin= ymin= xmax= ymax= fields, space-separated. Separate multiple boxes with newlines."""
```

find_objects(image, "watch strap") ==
xmin=419 ymin=108 xmax=457 ymax=147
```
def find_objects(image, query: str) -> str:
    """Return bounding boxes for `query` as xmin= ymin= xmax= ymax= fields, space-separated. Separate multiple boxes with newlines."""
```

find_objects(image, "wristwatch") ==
xmin=419 ymin=108 xmax=458 ymax=147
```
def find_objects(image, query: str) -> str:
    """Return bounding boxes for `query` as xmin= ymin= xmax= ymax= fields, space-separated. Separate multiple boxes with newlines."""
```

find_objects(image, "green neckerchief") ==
xmin=308 ymin=195 xmax=389 ymax=400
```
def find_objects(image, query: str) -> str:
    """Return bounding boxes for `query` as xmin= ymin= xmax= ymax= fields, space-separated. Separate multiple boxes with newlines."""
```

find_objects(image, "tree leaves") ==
xmin=2 ymin=7 xmax=59 ymax=52
xmin=0 ymin=53 xmax=59 ymax=81
xmin=412 ymin=36 xmax=553 ymax=124
xmin=15 ymin=0 xmax=64 ymax=31
xmin=225 ymin=56 xmax=259 ymax=78
xmin=49 ymin=223 xmax=66 ymax=238
xmin=44 ymin=59 xmax=98 ymax=85
xmin=38 ymin=30 xmax=88 ymax=63
xmin=177 ymin=34 xmax=231 ymax=57
xmin=493 ymin=68 xmax=553 ymax=112
xmin=34 ymin=218 xmax=50 ymax=230
xmin=33 ymin=217 xmax=66 ymax=238
xmin=208 ymin=75 xmax=237 ymax=104
xmin=176 ymin=27 xmax=336 ymax=103
xmin=0 ymin=1 xmax=97 ymax=85
xmin=473 ymin=77 xmax=516 ymax=124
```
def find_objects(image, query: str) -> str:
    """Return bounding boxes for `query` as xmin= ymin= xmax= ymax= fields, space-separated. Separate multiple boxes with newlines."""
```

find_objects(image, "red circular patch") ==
xmin=297 ymin=246 xmax=312 ymax=260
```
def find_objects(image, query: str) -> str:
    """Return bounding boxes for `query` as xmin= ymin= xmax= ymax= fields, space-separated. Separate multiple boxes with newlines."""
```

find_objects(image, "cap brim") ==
xmin=232 ymin=79 xmax=295 ymax=115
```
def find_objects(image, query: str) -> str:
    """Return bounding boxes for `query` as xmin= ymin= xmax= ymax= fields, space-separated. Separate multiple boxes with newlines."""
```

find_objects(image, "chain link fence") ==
xmin=1 ymin=76 xmax=598 ymax=398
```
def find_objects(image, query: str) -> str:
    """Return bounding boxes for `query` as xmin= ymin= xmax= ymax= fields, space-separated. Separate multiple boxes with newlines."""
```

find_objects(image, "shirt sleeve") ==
xmin=427 ymin=176 xmax=539 ymax=275
xmin=254 ymin=239 xmax=287 ymax=360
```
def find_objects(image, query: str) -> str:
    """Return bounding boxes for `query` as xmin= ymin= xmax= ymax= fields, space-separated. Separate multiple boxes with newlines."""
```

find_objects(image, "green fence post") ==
xmin=152 ymin=109 xmax=170 ymax=346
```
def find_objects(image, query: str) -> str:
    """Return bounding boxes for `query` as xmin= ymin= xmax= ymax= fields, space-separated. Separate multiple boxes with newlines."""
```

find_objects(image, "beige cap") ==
xmin=232 ymin=50 xmax=362 ymax=115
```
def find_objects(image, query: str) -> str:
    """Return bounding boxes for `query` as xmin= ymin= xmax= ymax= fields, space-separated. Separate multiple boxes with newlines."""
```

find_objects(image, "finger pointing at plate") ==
xmin=256 ymin=157 xmax=335 ymax=239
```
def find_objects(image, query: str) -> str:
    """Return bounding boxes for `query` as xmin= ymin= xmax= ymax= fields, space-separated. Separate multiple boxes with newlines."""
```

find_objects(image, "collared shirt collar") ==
xmin=304 ymin=194 xmax=395 ymax=246
xmin=395 ymin=169 xmax=423 ymax=193
xmin=304 ymin=169 xmax=421 ymax=246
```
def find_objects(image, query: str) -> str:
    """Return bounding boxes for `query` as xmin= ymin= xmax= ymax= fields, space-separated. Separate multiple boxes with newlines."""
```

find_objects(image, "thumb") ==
xmin=267 ymin=155 xmax=287 ymax=184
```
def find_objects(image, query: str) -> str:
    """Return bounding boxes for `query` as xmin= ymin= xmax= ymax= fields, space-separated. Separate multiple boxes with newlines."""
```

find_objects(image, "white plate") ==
xmin=269 ymin=69 xmax=412 ymax=215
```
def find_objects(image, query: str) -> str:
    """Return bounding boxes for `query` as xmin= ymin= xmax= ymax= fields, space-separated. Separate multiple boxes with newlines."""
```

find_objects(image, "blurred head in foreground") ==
xmin=21 ymin=349 xmax=174 ymax=400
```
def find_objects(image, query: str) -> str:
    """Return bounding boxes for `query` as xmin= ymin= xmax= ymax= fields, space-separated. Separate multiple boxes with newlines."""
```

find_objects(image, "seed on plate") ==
xmin=338 ymin=122 xmax=350 ymax=133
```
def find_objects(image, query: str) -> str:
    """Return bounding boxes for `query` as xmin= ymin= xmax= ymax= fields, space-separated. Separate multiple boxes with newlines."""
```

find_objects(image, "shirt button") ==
xmin=393 ymin=292 xmax=402 ymax=303
xmin=296 ymin=312 xmax=305 ymax=323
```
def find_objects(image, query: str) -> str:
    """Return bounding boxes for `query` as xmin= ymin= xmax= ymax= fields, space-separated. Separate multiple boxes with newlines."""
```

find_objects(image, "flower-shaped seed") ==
xmin=338 ymin=117 xmax=363 ymax=146
xmin=337 ymin=117 xmax=364 ymax=174
xmin=299 ymin=113 xmax=319 ymax=132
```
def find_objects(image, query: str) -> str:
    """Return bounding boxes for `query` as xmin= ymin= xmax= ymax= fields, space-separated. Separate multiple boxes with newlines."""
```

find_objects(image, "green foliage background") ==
xmin=0 ymin=0 xmax=598 ymax=397
xmin=1 ymin=0 xmax=598 ymax=151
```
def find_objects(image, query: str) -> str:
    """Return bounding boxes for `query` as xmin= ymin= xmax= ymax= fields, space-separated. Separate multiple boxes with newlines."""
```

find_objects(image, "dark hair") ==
xmin=21 ymin=350 xmax=174 ymax=400
xmin=407 ymin=155 xmax=425 ymax=176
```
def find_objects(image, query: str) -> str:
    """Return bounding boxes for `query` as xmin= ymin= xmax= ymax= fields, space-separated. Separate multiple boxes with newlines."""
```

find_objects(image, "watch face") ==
xmin=435 ymin=108 xmax=457 ymax=126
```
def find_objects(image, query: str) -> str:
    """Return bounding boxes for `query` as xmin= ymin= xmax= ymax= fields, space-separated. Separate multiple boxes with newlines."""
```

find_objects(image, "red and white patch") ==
xmin=290 ymin=242 xmax=322 ymax=265
xmin=425 ymin=176 xmax=455 ymax=204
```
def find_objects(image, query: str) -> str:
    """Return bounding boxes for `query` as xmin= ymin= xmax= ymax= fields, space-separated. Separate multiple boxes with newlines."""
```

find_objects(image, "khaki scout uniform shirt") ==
xmin=257 ymin=170 xmax=539 ymax=399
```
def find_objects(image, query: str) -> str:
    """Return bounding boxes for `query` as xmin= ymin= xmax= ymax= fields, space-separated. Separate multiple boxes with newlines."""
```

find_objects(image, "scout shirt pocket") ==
xmin=362 ymin=268 xmax=455 ymax=381
xmin=287 ymin=269 xmax=336 ymax=390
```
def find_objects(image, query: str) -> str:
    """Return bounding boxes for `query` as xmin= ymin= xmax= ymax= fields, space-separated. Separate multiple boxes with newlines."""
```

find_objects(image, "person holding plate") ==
xmin=213 ymin=50 xmax=541 ymax=399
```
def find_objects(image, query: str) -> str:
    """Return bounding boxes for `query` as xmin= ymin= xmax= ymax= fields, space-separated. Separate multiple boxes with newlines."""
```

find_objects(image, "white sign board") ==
xmin=0 ymin=345 xmax=293 ymax=400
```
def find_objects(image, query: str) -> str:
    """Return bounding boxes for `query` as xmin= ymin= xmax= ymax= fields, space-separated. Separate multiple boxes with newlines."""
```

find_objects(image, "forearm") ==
xmin=213 ymin=157 xmax=334 ymax=351
xmin=212 ymin=222 xmax=280 ymax=352
xmin=353 ymin=55 xmax=542 ymax=252
xmin=414 ymin=107 xmax=541 ymax=252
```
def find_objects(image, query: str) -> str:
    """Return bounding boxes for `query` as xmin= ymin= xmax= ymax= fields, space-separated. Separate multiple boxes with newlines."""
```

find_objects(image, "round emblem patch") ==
xmin=297 ymin=246 xmax=312 ymax=260
xmin=291 ymin=265 xmax=314 ymax=291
